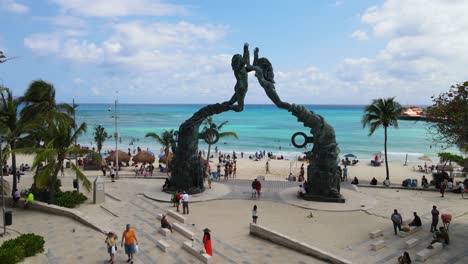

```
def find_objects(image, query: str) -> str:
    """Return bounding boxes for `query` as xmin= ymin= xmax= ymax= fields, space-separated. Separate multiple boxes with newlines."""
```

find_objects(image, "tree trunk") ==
xmin=165 ymin=146 xmax=170 ymax=176
xmin=10 ymin=141 xmax=17 ymax=197
xmin=205 ymin=144 xmax=212 ymax=178
xmin=384 ymin=126 xmax=390 ymax=180
xmin=49 ymin=160 xmax=62 ymax=204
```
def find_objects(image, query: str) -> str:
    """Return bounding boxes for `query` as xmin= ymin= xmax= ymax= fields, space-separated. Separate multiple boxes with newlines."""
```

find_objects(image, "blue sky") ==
xmin=1 ymin=0 xmax=467 ymax=105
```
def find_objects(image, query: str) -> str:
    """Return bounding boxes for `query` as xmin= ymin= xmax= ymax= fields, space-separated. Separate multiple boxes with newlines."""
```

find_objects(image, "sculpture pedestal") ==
xmin=299 ymin=193 xmax=345 ymax=203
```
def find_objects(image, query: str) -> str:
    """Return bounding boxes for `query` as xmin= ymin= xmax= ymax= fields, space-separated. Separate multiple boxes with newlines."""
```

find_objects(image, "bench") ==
xmin=405 ymin=238 xmax=418 ymax=249
xmin=168 ymin=210 xmax=187 ymax=223
xmin=399 ymin=226 xmax=421 ymax=237
xmin=182 ymin=241 xmax=212 ymax=264
xmin=370 ymin=240 xmax=385 ymax=251
xmin=159 ymin=227 xmax=171 ymax=237
xmin=369 ymin=229 xmax=383 ymax=239
xmin=173 ymin=223 xmax=194 ymax=240
xmin=157 ymin=240 xmax=170 ymax=252
xmin=416 ymin=242 xmax=443 ymax=261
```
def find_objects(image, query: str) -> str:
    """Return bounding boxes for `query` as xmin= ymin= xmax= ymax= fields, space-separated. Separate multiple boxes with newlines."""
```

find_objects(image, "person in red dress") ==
xmin=203 ymin=228 xmax=212 ymax=256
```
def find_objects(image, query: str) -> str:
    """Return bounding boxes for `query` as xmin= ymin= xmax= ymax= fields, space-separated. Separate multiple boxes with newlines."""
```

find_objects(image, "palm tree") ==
xmin=19 ymin=80 xmax=76 ymax=180
xmin=362 ymin=97 xmax=402 ymax=180
xmin=0 ymin=87 xmax=28 ymax=196
xmin=145 ymin=130 xmax=175 ymax=174
xmin=201 ymin=117 xmax=239 ymax=171
xmin=17 ymin=117 xmax=97 ymax=203
xmin=93 ymin=125 xmax=109 ymax=154
xmin=20 ymin=80 xmax=74 ymax=123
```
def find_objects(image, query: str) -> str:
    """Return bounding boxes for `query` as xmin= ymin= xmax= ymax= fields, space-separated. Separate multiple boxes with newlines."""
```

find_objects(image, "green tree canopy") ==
xmin=426 ymin=82 xmax=468 ymax=153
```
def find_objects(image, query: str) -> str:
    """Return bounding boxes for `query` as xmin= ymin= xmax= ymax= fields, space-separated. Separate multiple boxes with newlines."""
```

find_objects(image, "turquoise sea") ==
xmin=75 ymin=104 xmax=444 ymax=162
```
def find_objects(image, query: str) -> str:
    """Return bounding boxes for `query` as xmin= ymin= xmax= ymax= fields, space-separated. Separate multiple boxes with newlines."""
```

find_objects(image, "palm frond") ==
xmin=35 ymin=162 xmax=56 ymax=188
xmin=219 ymin=131 xmax=239 ymax=139
xmin=71 ymin=163 xmax=92 ymax=191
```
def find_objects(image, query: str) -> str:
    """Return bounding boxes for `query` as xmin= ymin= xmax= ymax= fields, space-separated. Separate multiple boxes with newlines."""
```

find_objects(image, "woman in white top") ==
xmin=252 ymin=205 xmax=258 ymax=224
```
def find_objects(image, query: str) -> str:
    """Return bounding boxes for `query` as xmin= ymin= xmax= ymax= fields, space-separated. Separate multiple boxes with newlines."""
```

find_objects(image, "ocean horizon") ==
xmin=74 ymin=103 xmax=447 ymax=163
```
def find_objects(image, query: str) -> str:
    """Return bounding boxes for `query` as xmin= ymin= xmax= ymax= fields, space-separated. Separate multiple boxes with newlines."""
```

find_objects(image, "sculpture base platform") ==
xmin=166 ymin=186 xmax=205 ymax=195
xmin=299 ymin=194 xmax=345 ymax=203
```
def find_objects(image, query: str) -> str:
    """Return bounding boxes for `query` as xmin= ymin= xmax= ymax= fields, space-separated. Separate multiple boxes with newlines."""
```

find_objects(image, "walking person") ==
xmin=60 ymin=164 xmax=65 ymax=177
xmin=391 ymin=209 xmax=403 ymax=235
xmin=105 ymin=232 xmax=118 ymax=264
xmin=121 ymin=224 xmax=138 ymax=264
xmin=182 ymin=191 xmax=189 ymax=215
xmin=265 ymin=161 xmax=270 ymax=174
xmin=110 ymin=166 xmax=116 ymax=182
xmin=431 ymin=206 xmax=439 ymax=232
xmin=203 ymin=228 xmax=213 ymax=256
xmin=252 ymin=205 xmax=258 ymax=224
xmin=251 ymin=179 xmax=258 ymax=199
xmin=343 ymin=165 xmax=348 ymax=181
xmin=101 ymin=165 xmax=107 ymax=176
xmin=440 ymin=181 xmax=446 ymax=197
xmin=255 ymin=179 xmax=262 ymax=198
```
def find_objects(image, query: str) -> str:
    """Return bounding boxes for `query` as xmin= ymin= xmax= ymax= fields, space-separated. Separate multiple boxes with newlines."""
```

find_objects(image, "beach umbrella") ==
xmin=158 ymin=152 xmax=174 ymax=165
xmin=105 ymin=150 xmax=130 ymax=163
xmin=418 ymin=156 xmax=432 ymax=162
xmin=132 ymin=150 xmax=155 ymax=163
xmin=344 ymin=153 xmax=357 ymax=158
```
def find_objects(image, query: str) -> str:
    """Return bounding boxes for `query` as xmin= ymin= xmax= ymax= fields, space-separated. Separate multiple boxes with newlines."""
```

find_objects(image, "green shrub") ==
xmin=55 ymin=191 xmax=87 ymax=208
xmin=0 ymin=245 xmax=24 ymax=264
xmin=26 ymin=180 xmax=87 ymax=208
xmin=18 ymin=234 xmax=45 ymax=257
xmin=0 ymin=233 xmax=44 ymax=264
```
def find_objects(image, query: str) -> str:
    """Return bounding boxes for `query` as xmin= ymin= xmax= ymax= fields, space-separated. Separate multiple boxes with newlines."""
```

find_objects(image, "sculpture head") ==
xmin=257 ymin=57 xmax=275 ymax=83
xmin=231 ymin=54 xmax=243 ymax=71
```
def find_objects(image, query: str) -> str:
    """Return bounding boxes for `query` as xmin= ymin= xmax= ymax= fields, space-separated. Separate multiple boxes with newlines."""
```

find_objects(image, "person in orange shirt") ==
xmin=121 ymin=224 xmax=139 ymax=263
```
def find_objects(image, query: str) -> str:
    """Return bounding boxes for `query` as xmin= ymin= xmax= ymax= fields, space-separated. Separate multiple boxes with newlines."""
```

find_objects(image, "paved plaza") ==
xmin=1 ymin=170 xmax=468 ymax=263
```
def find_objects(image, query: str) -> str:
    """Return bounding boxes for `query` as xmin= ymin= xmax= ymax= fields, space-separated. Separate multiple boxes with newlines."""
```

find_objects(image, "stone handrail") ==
xmin=249 ymin=223 xmax=351 ymax=264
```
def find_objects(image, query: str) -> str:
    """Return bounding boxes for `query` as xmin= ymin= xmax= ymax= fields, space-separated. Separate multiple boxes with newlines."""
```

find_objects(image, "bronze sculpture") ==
xmin=169 ymin=44 xmax=344 ymax=202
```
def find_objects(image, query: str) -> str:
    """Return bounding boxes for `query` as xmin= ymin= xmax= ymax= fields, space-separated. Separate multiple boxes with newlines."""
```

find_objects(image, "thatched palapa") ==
xmin=159 ymin=152 xmax=174 ymax=165
xmin=105 ymin=150 xmax=130 ymax=163
xmin=132 ymin=150 xmax=155 ymax=164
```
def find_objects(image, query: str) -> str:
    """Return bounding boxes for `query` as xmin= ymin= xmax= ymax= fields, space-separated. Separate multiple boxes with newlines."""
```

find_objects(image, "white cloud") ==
xmin=51 ymin=0 xmax=187 ymax=17
xmin=24 ymin=33 xmax=62 ymax=54
xmin=45 ymin=15 xmax=87 ymax=27
xmin=0 ymin=0 xmax=28 ymax=13
xmin=23 ymin=0 xmax=468 ymax=104
xmin=25 ymin=21 xmax=228 ymax=70
xmin=351 ymin=30 xmax=368 ymax=40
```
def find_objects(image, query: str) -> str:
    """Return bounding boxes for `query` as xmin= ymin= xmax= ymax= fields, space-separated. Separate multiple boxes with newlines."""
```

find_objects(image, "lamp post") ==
xmin=108 ymin=94 xmax=119 ymax=178
xmin=1 ymin=138 xmax=6 ymax=236
xmin=73 ymin=99 xmax=79 ymax=192
xmin=114 ymin=98 xmax=119 ymax=178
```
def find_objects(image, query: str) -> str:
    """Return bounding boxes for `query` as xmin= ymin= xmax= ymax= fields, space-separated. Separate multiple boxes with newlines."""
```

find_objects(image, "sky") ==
xmin=1 ymin=0 xmax=468 ymax=105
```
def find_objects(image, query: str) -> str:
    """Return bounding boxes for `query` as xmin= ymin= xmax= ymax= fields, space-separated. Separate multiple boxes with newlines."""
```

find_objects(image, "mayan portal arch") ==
xmin=168 ymin=43 xmax=344 ymax=203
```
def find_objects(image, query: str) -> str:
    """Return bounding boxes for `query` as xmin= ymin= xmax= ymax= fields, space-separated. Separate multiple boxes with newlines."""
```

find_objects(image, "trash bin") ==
xmin=5 ymin=210 xmax=12 ymax=226
xmin=66 ymin=161 xmax=71 ymax=168
xmin=73 ymin=179 xmax=78 ymax=189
